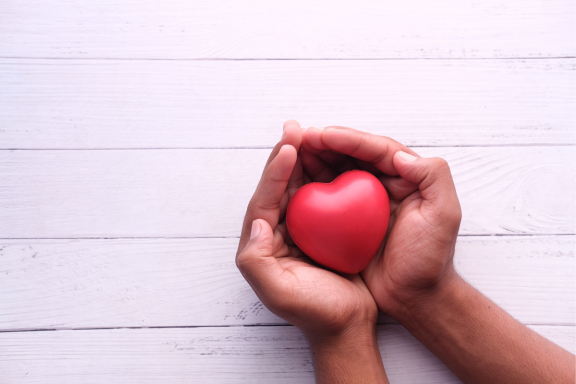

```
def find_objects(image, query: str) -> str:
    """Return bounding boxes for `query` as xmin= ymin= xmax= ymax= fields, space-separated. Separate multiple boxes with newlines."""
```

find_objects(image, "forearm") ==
xmin=393 ymin=271 xmax=575 ymax=384
xmin=307 ymin=326 xmax=389 ymax=384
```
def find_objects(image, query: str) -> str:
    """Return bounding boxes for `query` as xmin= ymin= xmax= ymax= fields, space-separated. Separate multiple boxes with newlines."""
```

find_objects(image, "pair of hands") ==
xmin=235 ymin=120 xmax=462 ymax=341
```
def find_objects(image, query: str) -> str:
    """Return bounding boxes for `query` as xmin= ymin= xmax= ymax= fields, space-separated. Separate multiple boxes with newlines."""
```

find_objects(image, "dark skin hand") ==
xmin=302 ymin=125 xmax=575 ymax=384
xmin=236 ymin=121 xmax=388 ymax=384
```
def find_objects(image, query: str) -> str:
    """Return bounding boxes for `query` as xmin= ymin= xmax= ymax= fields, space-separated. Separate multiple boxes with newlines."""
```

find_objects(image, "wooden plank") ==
xmin=0 ymin=147 xmax=573 ymax=239
xmin=0 ymin=59 xmax=574 ymax=148
xmin=0 ymin=325 xmax=572 ymax=383
xmin=453 ymin=236 xmax=575 ymax=325
xmin=0 ymin=0 xmax=573 ymax=59
xmin=0 ymin=236 xmax=573 ymax=330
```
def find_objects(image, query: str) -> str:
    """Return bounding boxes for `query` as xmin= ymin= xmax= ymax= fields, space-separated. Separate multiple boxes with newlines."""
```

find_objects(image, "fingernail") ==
xmin=250 ymin=220 xmax=261 ymax=239
xmin=397 ymin=151 xmax=417 ymax=162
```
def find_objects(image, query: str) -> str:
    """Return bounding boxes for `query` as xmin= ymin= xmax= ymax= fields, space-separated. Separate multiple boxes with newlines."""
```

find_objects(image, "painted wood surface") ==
xmin=0 ymin=325 xmax=573 ymax=384
xmin=0 ymin=147 xmax=573 ymax=238
xmin=0 ymin=236 xmax=573 ymax=331
xmin=1 ymin=59 xmax=574 ymax=149
xmin=0 ymin=0 xmax=573 ymax=60
xmin=1 ymin=0 xmax=574 ymax=381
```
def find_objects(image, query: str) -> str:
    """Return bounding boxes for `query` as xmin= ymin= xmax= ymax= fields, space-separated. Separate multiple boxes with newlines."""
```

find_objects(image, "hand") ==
xmin=237 ymin=121 xmax=390 ymax=383
xmin=301 ymin=126 xmax=462 ymax=318
xmin=236 ymin=121 xmax=378 ymax=339
xmin=302 ymin=126 xmax=575 ymax=384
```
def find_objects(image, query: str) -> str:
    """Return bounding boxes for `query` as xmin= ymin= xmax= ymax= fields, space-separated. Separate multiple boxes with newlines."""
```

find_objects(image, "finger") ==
xmin=378 ymin=175 xmax=419 ymax=202
xmin=279 ymin=152 xmax=306 ymax=219
xmin=241 ymin=145 xmax=298 ymax=250
xmin=236 ymin=219 xmax=286 ymax=293
xmin=286 ymin=150 xmax=305 ymax=198
xmin=317 ymin=151 xmax=357 ymax=174
xmin=276 ymin=221 xmax=295 ymax=246
xmin=302 ymin=126 xmax=330 ymax=154
xmin=275 ymin=222 xmax=312 ymax=258
xmin=301 ymin=148 xmax=338 ymax=183
xmin=321 ymin=126 xmax=418 ymax=175
xmin=278 ymin=192 xmax=290 ymax=221
xmin=352 ymin=158 xmax=382 ymax=176
xmin=303 ymin=127 xmax=355 ymax=172
xmin=393 ymin=151 xmax=462 ymax=226
xmin=264 ymin=120 xmax=302 ymax=170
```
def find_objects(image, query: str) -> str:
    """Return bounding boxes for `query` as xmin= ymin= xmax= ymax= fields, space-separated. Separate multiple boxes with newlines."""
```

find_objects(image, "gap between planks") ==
xmin=1 ymin=323 xmax=575 ymax=334
xmin=1 ymin=234 xmax=575 ymax=240
xmin=1 ymin=56 xmax=575 ymax=61
xmin=0 ymin=144 xmax=575 ymax=150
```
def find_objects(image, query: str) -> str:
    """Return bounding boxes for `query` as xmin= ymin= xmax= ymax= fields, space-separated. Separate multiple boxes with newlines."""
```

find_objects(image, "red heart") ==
xmin=286 ymin=170 xmax=390 ymax=274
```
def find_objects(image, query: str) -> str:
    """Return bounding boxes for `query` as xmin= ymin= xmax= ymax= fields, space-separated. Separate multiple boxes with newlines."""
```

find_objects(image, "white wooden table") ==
xmin=0 ymin=1 xmax=574 ymax=382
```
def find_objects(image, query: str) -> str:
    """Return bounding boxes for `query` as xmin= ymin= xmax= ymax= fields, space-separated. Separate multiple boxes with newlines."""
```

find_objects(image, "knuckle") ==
xmin=426 ymin=157 xmax=455 ymax=187
xmin=235 ymin=250 xmax=248 ymax=271
xmin=235 ymin=258 xmax=243 ymax=272
xmin=257 ymin=200 xmax=281 ymax=212
xmin=235 ymin=252 xmax=262 ymax=282
xmin=431 ymin=157 xmax=450 ymax=171
xmin=235 ymin=244 xmax=260 ymax=273
xmin=248 ymin=196 xmax=280 ymax=214
xmin=445 ymin=205 xmax=463 ymax=226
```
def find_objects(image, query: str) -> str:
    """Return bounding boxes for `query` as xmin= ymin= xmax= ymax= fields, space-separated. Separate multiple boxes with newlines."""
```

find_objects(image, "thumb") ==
xmin=393 ymin=151 xmax=461 ymax=223
xmin=236 ymin=219 xmax=284 ymax=290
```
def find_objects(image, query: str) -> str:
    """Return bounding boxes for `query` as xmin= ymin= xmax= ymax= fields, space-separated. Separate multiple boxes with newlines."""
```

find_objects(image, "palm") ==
xmin=275 ymin=246 xmax=376 ymax=332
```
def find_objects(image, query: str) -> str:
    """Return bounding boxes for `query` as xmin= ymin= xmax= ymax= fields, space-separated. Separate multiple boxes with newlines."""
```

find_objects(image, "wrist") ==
xmin=306 ymin=323 xmax=388 ymax=384
xmin=306 ymin=321 xmax=378 ymax=354
xmin=388 ymin=267 xmax=465 ymax=324
xmin=298 ymin=295 xmax=379 ymax=350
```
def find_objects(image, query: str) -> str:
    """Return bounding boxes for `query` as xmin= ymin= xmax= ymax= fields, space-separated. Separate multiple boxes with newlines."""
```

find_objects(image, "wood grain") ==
xmin=0 ymin=236 xmax=573 ymax=330
xmin=0 ymin=59 xmax=574 ymax=149
xmin=0 ymin=147 xmax=573 ymax=239
xmin=0 ymin=325 xmax=572 ymax=384
xmin=2 ymin=0 xmax=574 ymax=380
xmin=0 ymin=0 xmax=573 ymax=59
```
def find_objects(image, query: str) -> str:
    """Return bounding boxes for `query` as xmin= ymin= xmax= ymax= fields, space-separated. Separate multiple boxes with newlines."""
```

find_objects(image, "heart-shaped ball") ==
xmin=286 ymin=170 xmax=390 ymax=274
